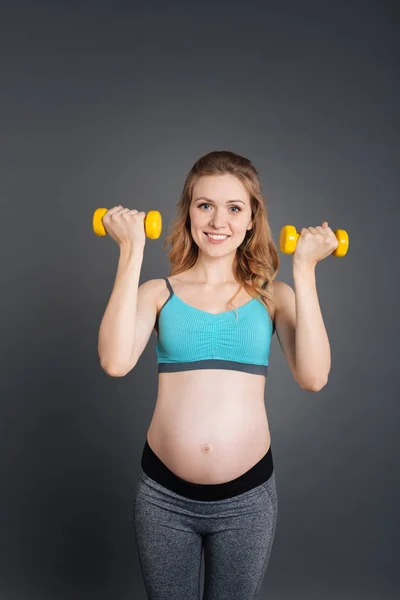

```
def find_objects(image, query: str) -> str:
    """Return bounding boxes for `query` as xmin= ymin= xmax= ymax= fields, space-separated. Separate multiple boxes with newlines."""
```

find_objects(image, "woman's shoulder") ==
xmin=268 ymin=279 xmax=294 ymax=310
xmin=139 ymin=278 xmax=169 ymax=310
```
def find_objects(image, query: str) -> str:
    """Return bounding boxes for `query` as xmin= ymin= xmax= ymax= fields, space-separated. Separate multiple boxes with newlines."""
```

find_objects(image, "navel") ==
xmin=201 ymin=443 xmax=213 ymax=453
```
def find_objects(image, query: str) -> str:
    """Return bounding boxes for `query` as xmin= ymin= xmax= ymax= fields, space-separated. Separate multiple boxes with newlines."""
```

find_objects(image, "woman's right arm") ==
xmin=98 ymin=243 xmax=144 ymax=376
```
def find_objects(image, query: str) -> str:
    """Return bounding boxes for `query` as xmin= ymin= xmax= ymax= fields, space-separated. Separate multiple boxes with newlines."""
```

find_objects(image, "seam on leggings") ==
xmin=253 ymin=486 xmax=274 ymax=599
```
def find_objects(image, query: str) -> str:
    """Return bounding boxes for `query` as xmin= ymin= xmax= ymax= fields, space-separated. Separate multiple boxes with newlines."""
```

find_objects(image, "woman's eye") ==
xmin=199 ymin=203 xmax=241 ymax=213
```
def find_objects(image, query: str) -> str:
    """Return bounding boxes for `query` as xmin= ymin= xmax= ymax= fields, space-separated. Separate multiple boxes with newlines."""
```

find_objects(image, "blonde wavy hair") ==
xmin=162 ymin=150 xmax=280 ymax=323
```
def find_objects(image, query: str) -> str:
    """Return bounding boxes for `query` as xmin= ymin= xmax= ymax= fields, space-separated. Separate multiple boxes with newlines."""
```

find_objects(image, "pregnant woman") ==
xmin=98 ymin=150 xmax=336 ymax=599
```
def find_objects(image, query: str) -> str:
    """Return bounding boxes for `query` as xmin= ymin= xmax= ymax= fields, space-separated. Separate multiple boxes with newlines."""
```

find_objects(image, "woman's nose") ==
xmin=209 ymin=214 xmax=227 ymax=227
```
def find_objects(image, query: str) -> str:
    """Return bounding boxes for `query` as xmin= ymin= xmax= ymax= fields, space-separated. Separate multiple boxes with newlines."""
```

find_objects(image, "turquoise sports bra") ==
xmin=155 ymin=278 xmax=275 ymax=376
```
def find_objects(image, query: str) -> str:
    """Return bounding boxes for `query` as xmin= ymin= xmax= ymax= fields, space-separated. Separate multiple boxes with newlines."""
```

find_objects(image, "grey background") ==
xmin=1 ymin=0 xmax=399 ymax=598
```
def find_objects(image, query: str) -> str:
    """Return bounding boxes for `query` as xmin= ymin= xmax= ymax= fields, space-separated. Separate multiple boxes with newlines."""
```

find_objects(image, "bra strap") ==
xmin=164 ymin=277 xmax=174 ymax=296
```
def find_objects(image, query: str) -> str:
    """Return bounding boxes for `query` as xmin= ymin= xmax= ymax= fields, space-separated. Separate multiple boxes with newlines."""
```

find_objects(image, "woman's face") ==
xmin=189 ymin=174 xmax=253 ymax=251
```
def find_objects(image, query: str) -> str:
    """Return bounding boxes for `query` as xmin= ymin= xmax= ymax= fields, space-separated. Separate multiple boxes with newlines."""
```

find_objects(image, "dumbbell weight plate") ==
xmin=145 ymin=210 xmax=162 ymax=239
xmin=332 ymin=229 xmax=349 ymax=257
xmin=93 ymin=208 xmax=108 ymax=236
xmin=279 ymin=225 xmax=299 ymax=254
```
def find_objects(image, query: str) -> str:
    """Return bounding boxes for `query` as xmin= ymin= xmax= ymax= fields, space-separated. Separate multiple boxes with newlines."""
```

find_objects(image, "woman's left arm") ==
xmin=273 ymin=221 xmax=338 ymax=392
xmin=292 ymin=221 xmax=339 ymax=390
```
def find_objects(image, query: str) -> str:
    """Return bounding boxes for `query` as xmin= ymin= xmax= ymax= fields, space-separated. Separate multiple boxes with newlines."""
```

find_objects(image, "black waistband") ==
xmin=157 ymin=360 xmax=268 ymax=376
xmin=140 ymin=436 xmax=274 ymax=501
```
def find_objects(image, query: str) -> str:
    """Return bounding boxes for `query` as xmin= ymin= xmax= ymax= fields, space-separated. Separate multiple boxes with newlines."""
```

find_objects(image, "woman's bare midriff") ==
xmin=146 ymin=273 xmax=275 ymax=485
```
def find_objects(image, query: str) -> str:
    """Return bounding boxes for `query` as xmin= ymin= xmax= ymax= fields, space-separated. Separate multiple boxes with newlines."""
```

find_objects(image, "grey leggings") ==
xmin=133 ymin=465 xmax=278 ymax=599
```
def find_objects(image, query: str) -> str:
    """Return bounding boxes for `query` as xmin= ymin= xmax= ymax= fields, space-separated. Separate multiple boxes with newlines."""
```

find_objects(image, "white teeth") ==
xmin=206 ymin=233 xmax=228 ymax=240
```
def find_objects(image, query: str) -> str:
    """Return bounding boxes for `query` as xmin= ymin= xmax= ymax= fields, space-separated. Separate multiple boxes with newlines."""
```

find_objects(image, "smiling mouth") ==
xmin=204 ymin=233 xmax=230 ymax=239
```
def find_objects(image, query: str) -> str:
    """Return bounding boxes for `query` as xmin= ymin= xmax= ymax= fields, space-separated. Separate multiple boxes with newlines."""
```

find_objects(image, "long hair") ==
xmin=162 ymin=150 xmax=280 ymax=322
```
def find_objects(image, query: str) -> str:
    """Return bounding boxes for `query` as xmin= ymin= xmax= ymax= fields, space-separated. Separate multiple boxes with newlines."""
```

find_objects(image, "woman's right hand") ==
xmin=102 ymin=206 xmax=147 ymax=250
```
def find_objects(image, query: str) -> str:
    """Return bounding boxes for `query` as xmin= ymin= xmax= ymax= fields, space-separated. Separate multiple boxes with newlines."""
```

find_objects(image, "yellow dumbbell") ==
xmin=279 ymin=225 xmax=349 ymax=257
xmin=92 ymin=208 xmax=162 ymax=239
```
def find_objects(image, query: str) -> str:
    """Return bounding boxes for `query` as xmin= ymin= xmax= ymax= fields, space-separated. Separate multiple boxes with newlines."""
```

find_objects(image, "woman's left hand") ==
xmin=293 ymin=221 xmax=339 ymax=267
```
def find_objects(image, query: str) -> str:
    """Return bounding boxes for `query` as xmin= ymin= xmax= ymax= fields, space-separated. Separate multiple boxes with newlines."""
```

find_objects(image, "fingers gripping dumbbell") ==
xmin=92 ymin=208 xmax=162 ymax=239
xmin=279 ymin=225 xmax=349 ymax=257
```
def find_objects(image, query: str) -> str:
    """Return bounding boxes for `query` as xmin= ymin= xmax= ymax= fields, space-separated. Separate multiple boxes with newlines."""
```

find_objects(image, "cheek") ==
xmin=190 ymin=209 xmax=202 ymax=222
xmin=235 ymin=220 xmax=249 ymax=233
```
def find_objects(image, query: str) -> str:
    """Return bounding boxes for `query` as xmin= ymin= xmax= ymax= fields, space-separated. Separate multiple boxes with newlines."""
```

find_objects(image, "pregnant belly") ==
xmin=147 ymin=395 xmax=271 ymax=484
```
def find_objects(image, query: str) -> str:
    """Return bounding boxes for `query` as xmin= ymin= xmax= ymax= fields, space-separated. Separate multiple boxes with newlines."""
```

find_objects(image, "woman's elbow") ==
xmin=302 ymin=377 xmax=328 ymax=392
xmin=101 ymin=361 xmax=135 ymax=377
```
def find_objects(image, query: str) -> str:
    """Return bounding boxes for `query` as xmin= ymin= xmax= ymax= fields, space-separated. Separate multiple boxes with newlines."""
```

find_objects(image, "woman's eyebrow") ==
xmin=194 ymin=197 xmax=246 ymax=205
